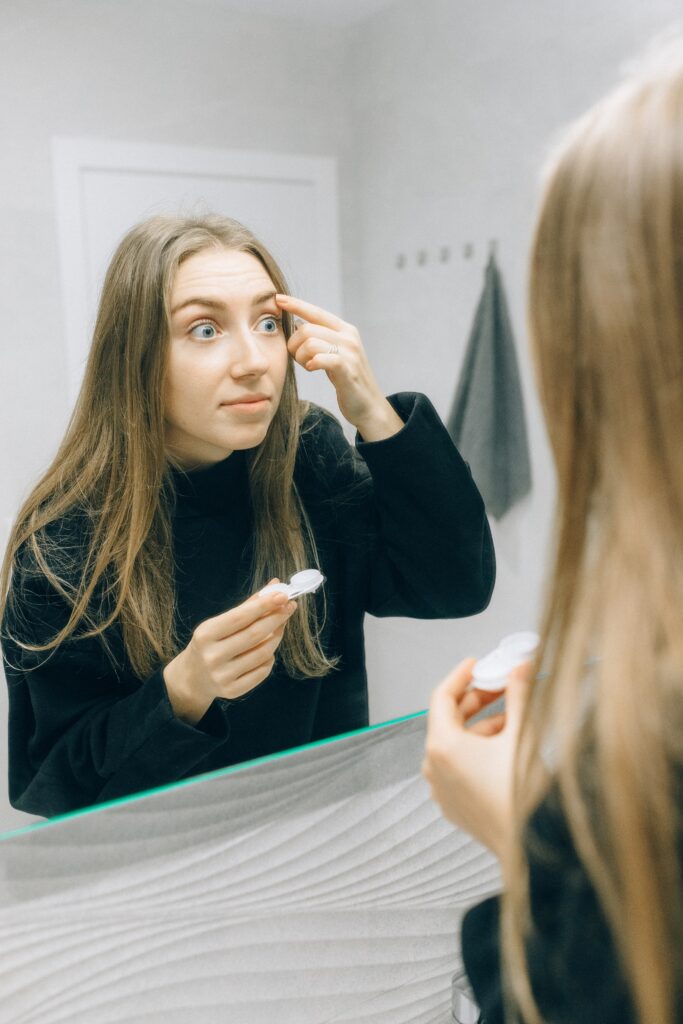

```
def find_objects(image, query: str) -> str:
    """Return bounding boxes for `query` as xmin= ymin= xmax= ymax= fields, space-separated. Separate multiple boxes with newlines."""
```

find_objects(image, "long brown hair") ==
xmin=502 ymin=37 xmax=683 ymax=1024
xmin=0 ymin=214 xmax=338 ymax=680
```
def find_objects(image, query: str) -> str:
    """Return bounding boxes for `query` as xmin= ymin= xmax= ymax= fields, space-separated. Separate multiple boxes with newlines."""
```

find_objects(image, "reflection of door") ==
xmin=52 ymin=139 xmax=342 ymax=411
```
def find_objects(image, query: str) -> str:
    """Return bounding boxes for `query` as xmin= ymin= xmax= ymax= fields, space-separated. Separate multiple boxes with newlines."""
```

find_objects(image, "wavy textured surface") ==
xmin=0 ymin=715 xmax=500 ymax=1023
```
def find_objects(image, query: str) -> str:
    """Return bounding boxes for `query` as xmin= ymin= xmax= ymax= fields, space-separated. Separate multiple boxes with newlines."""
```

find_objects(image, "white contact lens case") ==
xmin=259 ymin=569 xmax=325 ymax=600
xmin=471 ymin=631 xmax=540 ymax=691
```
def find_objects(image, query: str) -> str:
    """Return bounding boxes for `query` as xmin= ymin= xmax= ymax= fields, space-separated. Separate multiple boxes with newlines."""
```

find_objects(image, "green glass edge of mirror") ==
xmin=0 ymin=707 xmax=428 ymax=843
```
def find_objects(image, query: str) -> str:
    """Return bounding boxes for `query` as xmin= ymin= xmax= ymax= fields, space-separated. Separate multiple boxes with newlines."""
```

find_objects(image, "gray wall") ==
xmin=2 ymin=0 xmax=681 ymax=831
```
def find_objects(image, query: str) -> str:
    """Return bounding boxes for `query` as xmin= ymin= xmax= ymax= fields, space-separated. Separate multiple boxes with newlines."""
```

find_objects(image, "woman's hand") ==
xmin=163 ymin=583 xmax=297 ymax=725
xmin=422 ymin=657 xmax=533 ymax=859
xmin=275 ymin=294 xmax=404 ymax=441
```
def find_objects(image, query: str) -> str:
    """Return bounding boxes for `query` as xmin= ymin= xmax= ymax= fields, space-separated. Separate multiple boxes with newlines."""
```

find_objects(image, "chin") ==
xmin=223 ymin=424 xmax=271 ymax=451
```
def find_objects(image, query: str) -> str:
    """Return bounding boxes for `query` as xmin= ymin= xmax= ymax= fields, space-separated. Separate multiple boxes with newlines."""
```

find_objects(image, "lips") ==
xmin=221 ymin=395 xmax=270 ymax=406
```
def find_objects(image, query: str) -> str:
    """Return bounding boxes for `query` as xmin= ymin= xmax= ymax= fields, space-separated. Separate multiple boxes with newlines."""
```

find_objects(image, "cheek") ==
xmin=164 ymin=349 xmax=211 ymax=423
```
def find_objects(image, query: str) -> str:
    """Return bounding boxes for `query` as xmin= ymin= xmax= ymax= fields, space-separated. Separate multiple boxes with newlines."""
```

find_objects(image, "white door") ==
xmin=52 ymin=138 xmax=342 ymax=414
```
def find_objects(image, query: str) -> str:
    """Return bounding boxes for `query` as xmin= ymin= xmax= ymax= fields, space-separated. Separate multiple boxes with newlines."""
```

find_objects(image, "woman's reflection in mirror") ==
xmin=1 ymin=213 xmax=495 ymax=817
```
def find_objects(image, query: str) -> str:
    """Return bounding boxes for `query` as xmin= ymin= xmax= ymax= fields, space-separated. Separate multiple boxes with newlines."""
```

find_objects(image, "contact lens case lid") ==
xmin=471 ymin=631 xmax=540 ymax=692
xmin=498 ymin=631 xmax=539 ymax=657
xmin=259 ymin=569 xmax=324 ymax=599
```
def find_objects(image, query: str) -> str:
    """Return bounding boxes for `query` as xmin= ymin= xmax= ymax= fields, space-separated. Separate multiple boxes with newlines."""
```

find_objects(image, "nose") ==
xmin=229 ymin=325 xmax=270 ymax=379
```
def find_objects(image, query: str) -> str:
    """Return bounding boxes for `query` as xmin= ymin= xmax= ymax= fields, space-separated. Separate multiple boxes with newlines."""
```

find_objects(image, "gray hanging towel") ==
xmin=446 ymin=252 xmax=532 ymax=519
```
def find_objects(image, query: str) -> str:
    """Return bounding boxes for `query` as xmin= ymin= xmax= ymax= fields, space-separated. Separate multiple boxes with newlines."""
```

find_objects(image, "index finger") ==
xmin=275 ymin=293 xmax=345 ymax=332
xmin=203 ymin=586 xmax=290 ymax=641
xmin=427 ymin=657 xmax=477 ymax=729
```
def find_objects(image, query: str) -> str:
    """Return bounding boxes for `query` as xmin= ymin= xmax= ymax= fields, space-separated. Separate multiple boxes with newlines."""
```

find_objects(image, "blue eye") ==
xmin=259 ymin=316 xmax=281 ymax=335
xmin=190 ymin=322 xmax=217 ymax=340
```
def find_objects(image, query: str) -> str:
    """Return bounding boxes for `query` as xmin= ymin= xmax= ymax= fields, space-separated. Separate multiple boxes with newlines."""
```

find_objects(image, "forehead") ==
xmin=170 ymin=247 xmax=274 ymax=301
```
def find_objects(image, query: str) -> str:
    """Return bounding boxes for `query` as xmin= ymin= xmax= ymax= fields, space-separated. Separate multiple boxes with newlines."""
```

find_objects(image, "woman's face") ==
xmin=164 ymin=246 xmax=290 ymax=468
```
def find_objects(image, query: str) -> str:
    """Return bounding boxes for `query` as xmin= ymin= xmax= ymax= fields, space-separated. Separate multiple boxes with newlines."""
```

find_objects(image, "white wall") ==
xmin=2 ymin=0 xmax=682 ymax=831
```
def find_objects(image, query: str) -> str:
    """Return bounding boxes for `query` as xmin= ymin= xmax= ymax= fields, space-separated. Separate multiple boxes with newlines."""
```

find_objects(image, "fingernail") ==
xmin=275 ymin=294 xmax=289 ymax=303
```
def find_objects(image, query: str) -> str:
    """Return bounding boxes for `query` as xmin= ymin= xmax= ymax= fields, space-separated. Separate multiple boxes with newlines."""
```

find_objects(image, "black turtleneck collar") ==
xmin=169 ymin=450 xmax=250 ymax=519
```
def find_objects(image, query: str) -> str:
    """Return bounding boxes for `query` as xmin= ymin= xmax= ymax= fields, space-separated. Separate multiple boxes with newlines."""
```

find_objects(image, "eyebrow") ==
xmin=171 ymin=290 xmax=277 ymax=315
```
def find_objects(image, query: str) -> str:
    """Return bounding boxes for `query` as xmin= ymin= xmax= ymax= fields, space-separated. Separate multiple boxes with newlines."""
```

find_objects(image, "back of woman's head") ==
xmin=505 ymin=34 xmax=683 ymax=1024
xmin=530 ymin=35 xmax=683 ymax=542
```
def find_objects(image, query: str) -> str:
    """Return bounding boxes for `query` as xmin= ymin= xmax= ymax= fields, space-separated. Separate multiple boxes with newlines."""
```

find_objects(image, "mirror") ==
xmin=0 ymin=0 xmax=669 ymax=833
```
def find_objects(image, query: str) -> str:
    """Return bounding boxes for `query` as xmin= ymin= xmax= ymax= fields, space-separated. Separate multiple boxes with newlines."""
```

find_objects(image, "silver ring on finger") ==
xmin=327 ymin=343 xmax=340 ymax=354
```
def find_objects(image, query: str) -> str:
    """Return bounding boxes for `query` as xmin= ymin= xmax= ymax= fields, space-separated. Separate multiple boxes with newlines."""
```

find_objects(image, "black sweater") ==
xmin=3 ymin=393 xmax=495 ymax=818
xmin=462 ymin=789 xmax=683 ymax=1023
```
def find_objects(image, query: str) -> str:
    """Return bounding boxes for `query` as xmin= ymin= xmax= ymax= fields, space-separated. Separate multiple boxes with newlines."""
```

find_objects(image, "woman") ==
xmin=1 ymin=213 xmax=494 ymax=818
xmin=423 ymin=37 xmax=683 ymax=1024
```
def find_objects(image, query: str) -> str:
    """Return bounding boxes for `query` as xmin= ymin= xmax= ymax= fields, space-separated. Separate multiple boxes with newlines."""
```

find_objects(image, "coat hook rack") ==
xmin=395 ymin=242 xmax=496 ymax=267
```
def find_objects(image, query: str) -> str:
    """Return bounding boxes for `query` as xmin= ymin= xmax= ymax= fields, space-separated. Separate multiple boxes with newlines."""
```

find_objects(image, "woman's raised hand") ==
xmin=422 ymin=657 xmax=533 ymax=860
xmin=276 ymin=294 xmax=404 ymax=442
xmin=163 ymin=582 xmax=297 ymax=724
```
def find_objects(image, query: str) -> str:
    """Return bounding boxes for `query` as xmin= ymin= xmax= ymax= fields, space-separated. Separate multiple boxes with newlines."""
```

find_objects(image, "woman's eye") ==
xmin=258 ymin=316 xmax=281 ymax=335
xmin=190 ymin=322 xmax=217 ymax=340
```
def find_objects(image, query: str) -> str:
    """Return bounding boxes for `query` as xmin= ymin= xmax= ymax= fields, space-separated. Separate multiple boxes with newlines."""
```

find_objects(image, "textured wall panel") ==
xmin=0 ymin=714 xmax=500 ymax=1023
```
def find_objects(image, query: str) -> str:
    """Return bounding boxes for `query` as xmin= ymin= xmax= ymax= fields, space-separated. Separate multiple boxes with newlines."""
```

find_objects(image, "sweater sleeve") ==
xmin=302 ymin=392 xmax=495 ymax=619
xmin=2 ymin=543 xmax=229 ymax=818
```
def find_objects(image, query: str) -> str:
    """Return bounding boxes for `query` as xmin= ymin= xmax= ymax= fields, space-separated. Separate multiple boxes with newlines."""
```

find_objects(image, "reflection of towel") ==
xmin=447 ymin=253 xmax=532 ymax=519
